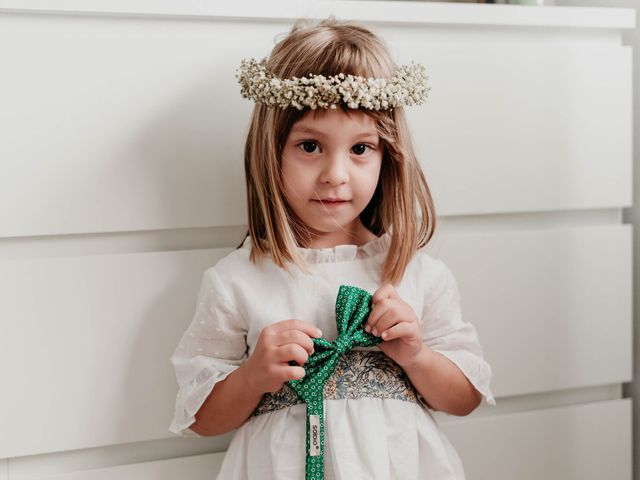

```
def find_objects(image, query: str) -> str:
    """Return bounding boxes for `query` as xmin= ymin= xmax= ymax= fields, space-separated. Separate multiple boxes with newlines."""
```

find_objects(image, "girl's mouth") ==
xmin=314 ymin=199 xmax=349 ymax=207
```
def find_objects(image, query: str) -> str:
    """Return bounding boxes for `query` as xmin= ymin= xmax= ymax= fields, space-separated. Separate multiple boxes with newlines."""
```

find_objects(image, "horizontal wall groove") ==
xmin=442 ymin=384 xmax=626 ymax=422
xmin=0 ymin=1 xmax=634 ymax=29
xmin=0 ymin=209 xmax=627 ymax=259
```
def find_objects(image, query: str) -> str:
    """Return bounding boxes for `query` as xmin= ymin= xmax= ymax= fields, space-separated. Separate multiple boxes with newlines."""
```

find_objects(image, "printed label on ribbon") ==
xmin=309 ymin=414 xmax=321 ymax=457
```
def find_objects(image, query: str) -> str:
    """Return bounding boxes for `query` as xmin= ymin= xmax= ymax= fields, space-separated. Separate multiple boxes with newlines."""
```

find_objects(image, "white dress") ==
xmin=169 ymin=232 xmax=496 ymax=479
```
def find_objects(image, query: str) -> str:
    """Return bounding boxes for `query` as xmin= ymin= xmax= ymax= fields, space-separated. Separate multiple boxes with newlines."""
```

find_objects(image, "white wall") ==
xmin=551 ymin=1 xmax=639 ymax=478
xmin=0 ymin=1 xmax=634 ymax=478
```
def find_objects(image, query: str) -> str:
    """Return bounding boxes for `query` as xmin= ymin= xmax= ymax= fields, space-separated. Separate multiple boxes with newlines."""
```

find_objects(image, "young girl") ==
xmin=169 ymin=16 xmax=495 ymax=479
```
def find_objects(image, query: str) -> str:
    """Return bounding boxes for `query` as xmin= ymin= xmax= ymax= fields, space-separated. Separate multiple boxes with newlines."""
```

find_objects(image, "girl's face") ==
xmin=281 ymin=108 xmax=383 ymax=248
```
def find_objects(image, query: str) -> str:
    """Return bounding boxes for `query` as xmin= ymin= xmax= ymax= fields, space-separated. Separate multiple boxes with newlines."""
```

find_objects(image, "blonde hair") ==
xmin=239 ymin=16 xmax=437 ymax=286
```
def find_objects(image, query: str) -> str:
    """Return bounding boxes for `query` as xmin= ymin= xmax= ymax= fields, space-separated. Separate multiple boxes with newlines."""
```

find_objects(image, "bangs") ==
xmin=242 ymin=17 xmax=436 ymax=285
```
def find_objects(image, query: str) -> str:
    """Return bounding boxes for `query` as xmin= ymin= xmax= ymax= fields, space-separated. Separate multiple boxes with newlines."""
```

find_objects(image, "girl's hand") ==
xmin=366 ymin=284 xmax=425 ymax=367
xmin=245 ymin=319 xmax=323 ymax=394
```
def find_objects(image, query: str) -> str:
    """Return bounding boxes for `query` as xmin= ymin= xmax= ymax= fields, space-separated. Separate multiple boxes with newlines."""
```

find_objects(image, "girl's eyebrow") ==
xmin=291 ymin=125 xmax=379 ymax=140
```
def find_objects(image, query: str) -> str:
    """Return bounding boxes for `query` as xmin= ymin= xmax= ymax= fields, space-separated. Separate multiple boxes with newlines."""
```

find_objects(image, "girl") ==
xmin=169 ymin=16 xmax=495 ymax=479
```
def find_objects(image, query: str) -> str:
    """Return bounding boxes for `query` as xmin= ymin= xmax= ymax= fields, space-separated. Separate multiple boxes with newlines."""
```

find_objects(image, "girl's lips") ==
xmin=313 ymin=199 xmax=349 ymax=207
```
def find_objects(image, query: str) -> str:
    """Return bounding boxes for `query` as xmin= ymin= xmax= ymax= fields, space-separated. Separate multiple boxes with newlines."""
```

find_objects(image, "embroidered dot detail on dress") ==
xmin=288 ymin=285 xmax=382 ymax=480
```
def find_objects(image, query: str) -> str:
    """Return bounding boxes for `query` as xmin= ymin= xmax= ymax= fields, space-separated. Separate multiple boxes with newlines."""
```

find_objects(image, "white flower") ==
xmin=236 ymin=57 xmax=430 ymax=111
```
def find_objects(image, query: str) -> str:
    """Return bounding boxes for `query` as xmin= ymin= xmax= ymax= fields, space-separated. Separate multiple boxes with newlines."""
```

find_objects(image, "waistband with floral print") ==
xmin=252 ymin=350 xmax=429 ymax=417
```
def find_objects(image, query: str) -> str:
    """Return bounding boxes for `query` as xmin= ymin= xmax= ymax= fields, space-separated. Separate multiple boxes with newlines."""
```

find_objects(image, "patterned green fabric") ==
xmin=288 ymin=285 xmax=383 ymax=479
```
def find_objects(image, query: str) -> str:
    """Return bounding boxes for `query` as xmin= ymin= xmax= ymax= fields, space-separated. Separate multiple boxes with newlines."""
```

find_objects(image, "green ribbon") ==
xmin=288 ymin=285 xmax=383 ymax=480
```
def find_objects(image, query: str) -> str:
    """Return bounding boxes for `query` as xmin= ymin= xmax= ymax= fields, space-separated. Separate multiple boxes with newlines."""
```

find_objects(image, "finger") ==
xmin=366 ymin=298 xmax=395 ymax=330
xmin=274 ymin=330 xmax=315 ymax=355
xmin=376 ymin=311 xmax=406 ymax=336
xmin=284 ymin=365 xmax=306 ymax=381
xmin=270 ymin=319 xmax=323 ymax=338
xmin=372 ymin=283 xmax=400 ymax=305
xmin=277 ymin=343 xmax=309 ymax=366
xmin=380 ymin=321 xmax=413 ymax=341
xmin=370 ymin=308 xmax=403 ymax=336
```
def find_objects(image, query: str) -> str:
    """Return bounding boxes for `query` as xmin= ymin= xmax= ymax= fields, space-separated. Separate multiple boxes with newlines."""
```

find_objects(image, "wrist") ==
xmin=400 ymin=344 xmax=435 ymax=370
xmin=239 ymin=358 xmax=265 ymax=398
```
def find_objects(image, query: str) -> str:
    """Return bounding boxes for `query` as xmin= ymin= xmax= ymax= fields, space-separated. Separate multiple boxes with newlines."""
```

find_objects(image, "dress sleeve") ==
xmin=168 ymin=267 xmax=249 ymax=437
xmin=419 ymin=258 xmax=496 ymax=407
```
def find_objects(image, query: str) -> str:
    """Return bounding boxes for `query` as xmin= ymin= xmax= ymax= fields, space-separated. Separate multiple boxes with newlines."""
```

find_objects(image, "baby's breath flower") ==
xmin=235 ymin=57 xmax=430 ymax=111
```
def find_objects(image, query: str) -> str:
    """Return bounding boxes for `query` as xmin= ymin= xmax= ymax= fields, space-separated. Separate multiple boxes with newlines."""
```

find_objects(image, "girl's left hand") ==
xmin=365 ymin=284 xmax=425 ymax=368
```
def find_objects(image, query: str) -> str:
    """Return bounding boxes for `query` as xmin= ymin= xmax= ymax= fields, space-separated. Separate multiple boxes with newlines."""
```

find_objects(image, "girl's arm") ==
xmin=190 ymin=360 xmax=263 ymax=436
xmin=190 ymin=319 xmax=319 ymax=436
xmin=402 ymin=345 xmax=482 ymax=416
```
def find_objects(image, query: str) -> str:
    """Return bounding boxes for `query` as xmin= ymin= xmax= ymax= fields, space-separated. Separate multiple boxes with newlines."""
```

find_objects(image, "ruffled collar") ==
xmin=241 ymin=232 xmax=391 ymax=264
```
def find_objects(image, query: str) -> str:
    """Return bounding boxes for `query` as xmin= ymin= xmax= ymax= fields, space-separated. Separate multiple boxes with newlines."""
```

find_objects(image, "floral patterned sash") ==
xmin=251 ymin=350 xmax=422 ymax=416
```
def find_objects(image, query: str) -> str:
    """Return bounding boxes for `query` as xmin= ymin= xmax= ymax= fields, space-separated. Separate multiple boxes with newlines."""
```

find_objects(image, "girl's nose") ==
xmin=320 ymin=153 xmax=349 ymax=185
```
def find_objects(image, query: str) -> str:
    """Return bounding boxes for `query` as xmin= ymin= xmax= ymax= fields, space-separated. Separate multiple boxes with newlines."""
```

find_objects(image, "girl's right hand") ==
xmin=245 ymin=319 xmax=323 ymax=394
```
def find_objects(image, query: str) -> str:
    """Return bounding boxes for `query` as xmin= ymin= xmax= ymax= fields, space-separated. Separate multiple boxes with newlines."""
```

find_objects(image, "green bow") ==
xmin=288 ymin=285 xmax=383 ymax=479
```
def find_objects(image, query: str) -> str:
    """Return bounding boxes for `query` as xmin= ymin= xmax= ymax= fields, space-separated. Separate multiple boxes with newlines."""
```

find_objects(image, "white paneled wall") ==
xmin=444 ymin=399 xmax=632 ymax=479
xmin=1 ymin=249 xmax=226 ymax=458
xmin=0 ymin=1 xmax=634 ymax=479
xmin=12 ymin=453 xmax=228 ymax=480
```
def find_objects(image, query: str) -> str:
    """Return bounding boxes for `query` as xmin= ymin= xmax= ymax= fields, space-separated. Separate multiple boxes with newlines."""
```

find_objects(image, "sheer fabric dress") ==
xmin=169 ymin=233 xmax=496 ymax=479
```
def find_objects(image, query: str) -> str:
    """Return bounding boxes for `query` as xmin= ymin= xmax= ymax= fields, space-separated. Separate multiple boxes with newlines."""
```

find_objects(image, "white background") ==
xmin=0 ymin=1 xmax=635 ymax=478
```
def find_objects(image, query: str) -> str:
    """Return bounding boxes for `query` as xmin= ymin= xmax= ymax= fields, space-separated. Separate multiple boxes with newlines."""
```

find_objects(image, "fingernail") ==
xmin=316 ymin=329 xmax=322 ymax=337
xmin=372 ymin=328 xmax=378 ymax=336
xmin=364 ymin=325 xmax=371 ymax=333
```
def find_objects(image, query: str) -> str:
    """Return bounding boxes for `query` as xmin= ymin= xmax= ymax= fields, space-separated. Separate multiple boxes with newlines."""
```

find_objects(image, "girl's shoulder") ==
xmin=204 ymin=242 xmax=254 ymax=282
xmin=413 ymin=243 xmax=445 ymax=270
xmin=407 ymin=245 xmax=457 ymax=287
xmin=202 ymin=237 xmax=283 ymax=293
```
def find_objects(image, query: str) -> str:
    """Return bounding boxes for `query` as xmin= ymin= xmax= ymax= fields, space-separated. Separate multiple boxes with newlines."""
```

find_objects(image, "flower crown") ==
xmin=235 ymin=57 xmax=430 ymax=111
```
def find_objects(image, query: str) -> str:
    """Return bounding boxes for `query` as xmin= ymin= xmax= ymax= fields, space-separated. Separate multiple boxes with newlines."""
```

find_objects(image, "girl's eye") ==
xmin=296 ymin=141 xmax=374 ymax=155
xmin=298 ymin=141 xmax=319 ymax=154
xmin=351 ymin=144 xmax=371 ymax=155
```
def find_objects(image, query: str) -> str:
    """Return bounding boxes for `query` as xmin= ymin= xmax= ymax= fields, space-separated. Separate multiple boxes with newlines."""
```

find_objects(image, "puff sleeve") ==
xmin=169 ymin=267 xmax=249 ymax=437
xmin=420 ymin=258 xmax=496 ymax=407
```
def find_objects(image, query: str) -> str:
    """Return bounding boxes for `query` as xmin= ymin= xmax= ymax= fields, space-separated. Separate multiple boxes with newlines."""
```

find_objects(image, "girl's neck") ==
xmin=303 ymin=222 xmax=378 ymax=250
